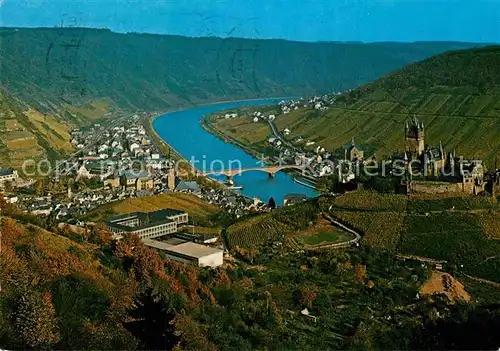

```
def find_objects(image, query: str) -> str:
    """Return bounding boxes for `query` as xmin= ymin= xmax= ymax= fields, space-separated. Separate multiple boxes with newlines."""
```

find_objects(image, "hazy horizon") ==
xmin=1 ymin=0 xmax=499 ymax=44
xmin=1 ymin=24 xmax=497 ymax=45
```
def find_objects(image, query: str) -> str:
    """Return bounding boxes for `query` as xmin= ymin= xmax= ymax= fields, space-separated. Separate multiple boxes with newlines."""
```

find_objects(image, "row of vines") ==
xmin=226 ymin=203 xmax=320 ymax=248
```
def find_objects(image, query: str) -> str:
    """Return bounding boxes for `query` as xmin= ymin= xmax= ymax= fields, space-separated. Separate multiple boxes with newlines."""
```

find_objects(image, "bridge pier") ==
xmin=202 ymin=165 xmax=303 ymax=178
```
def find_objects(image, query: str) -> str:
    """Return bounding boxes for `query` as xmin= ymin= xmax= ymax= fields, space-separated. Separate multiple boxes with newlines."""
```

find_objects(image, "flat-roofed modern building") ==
xmin=103 ymin=209 xmax=188 ymax=240
xmin=0 ymin=168 xmax=18 ymax=187
xmin=143 ymin=239 xmax=223 ymax=268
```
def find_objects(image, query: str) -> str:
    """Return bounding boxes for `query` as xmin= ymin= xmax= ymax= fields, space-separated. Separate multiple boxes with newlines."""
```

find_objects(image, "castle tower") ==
xmin=448 ymin=152 xmax=455 ymax=171
xmin=405 ymin=115 xmax=425 ymax=158
xmin=404 ymin=151 xmax=409 ymax=171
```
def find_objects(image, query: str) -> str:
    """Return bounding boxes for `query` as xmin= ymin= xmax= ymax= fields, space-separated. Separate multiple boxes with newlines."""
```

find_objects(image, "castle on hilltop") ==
xmin=398 ymin=115 xmax=486 ymax=195
xmin=404 ymin=116 xmax=447 ymax=174
xmin=405 ymin=116 xmax=425 ymax=158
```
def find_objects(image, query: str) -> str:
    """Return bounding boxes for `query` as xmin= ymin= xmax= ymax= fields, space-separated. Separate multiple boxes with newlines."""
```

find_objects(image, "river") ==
xmin=153 ymin=99 xmax=317 ymax=205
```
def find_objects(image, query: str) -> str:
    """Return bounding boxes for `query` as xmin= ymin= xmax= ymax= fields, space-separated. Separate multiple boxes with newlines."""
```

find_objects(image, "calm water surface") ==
xmin=153 ymin=99 xmax=317 ymax=204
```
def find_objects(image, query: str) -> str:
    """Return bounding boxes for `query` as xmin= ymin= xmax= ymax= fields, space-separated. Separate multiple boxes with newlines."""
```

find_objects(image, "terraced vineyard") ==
xmin=407 ymin=195 xmax=498 ymax=213
xmin=328 ymin=190 xmax=408 ymax=211
xmin=401 ymin=212 xmax=483 ymax=261
xmin=315 ymin=190 xmax=500 ymax=283
xmin=228 ymin=213 xmax=356 ymax=250
xmin=226 ymin=214 xmax=293 ymax=248
xmin=401 ymin=211 xmax=500 ymax=282
xmin=0 ymin=91 xmax=47 ymax=166
xmin=213 ymin=46 xmax=500 ymax=165
xmin=334 ymin=211 xmax=406 ymax=251
xmin=226 ymin=202 xmax=320 ymax=248
xmin=478 ymin=211 xmax=500 ymax=239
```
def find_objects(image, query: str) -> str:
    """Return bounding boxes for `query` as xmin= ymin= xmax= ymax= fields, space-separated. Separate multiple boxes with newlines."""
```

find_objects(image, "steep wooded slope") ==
xmin=0 ymin=27 xmax=482 ymax=113
xmin=223 ymin=46 xmax=500 ymax=164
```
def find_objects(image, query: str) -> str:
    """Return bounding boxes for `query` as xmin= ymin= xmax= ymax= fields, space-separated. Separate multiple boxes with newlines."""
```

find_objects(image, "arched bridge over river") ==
xmin=200 ymin=165 xmax=304 ymax=178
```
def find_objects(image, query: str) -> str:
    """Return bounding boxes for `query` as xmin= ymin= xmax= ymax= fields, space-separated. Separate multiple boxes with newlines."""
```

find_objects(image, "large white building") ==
xmin=0 ymin=168 xmax=18 ymax=187
xmin=143 ymin=239 xmax=223 ymax=268
xmin=103 ymin=209 xmax=189 ymax=240
xmin=105 ymin=210 xmax=223 ymax=268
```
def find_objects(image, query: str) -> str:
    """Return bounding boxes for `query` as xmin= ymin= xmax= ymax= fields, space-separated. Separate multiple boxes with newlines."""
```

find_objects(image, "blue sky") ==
xmin=1 ymin=0 xmax=499 ymax=43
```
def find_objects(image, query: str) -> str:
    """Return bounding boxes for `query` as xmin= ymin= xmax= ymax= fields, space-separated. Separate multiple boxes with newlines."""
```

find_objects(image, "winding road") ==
xmin=322 ymin=212 xmax=362 ymax=248
xmin=267 ymin=119 xmax=298 ymax=151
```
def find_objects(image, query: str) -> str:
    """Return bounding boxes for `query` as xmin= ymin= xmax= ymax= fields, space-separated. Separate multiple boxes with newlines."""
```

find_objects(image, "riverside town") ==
xmin=1 ymin=2 xmax=500 ymax=350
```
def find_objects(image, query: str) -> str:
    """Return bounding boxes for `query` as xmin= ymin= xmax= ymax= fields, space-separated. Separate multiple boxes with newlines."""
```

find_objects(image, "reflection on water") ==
xmin=153 ymin=99 xmax=317 ymax=205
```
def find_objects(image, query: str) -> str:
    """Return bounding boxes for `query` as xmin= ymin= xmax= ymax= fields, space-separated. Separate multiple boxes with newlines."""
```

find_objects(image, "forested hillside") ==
xmin=357 ymin=46 xmax=500 ymax=93
xmin=0 ymin=27 xmax=482 ymax=114
xmin=0 ymin=27 xmax=483 ymax=167
xmin=2 ymin=197 xmax=500 ymax=350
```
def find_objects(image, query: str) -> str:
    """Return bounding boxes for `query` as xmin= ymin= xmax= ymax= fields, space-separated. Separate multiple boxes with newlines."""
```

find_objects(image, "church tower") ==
xmin=405 ymin=115 xmax=425 ymax=158
xmin=167 ymin=168 xmax=176 ymax=191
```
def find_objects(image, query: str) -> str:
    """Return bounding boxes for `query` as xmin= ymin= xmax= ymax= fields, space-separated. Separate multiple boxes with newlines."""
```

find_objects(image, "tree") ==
xmin=125 ymin=289 xmax=178 ymax=350
xmin=46 ymin=212 xmax=59 ymax=232
xmin=35 ymin=179 xmax=46 ymax=196
xmin=14 ymin=291 xmax=60 ymax=348
xmin=1 ymin=217 xmax=24 ymax=254
xmin=3 ymin=180 xmax=13 ymax=193
xmin=114 ymin=233 xmax=142 ymax=259
xmin=355 ymin=264 xmax=367 ymax=283
xmin=336 ymin=261 xmax=353 ymax=277
xmin=172 ymin=313 xmax=218 ymax=351
xmin=246 ymin=245 xmax=260 ymax=264
xmin=268 ymin=197 xmax=276 ymax=209
xmin=89 ymin=222 xmax=112 ymax=244
xmin=0 ymin=193 xmax=6 ymax=212
xmin=299 ymin=286 xmax=317 ymax=309
xmin=132 ymin=245 xmax=159 ymax=284
xmin=317 ymin=174 xmax=341 ymax=194
xmin=316 ymin=176 xmax=334 ymax=194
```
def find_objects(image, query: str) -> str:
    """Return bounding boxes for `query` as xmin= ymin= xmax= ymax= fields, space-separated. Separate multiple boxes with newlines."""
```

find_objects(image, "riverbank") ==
xmin=148 ymin=96 xmax=294 ymax=160
xmin=200 ymin=115 xmax=266 ymax=161
xmin=201 ymin=114 xmax=319 ymax=190
xmin=293 ymin=176 xmax=318 ymax=190
xmin=147 ymin=98 xmax=279 ymax=178
xmin=151 ymin=98 xmax=318 ymax=203
xmin=144 ymin=114 xmax=185 ymax=161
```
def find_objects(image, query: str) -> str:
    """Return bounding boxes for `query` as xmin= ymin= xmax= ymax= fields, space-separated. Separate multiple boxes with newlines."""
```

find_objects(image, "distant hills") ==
xmin=0 ymin=27 xmax=485 ymax=113
xmin=0 ymin=27 xmax=489 ymax=167
xmin=267 ymin=46 xmax=500 ymax=165
xmin=357 ymin=45 xmax=500 ymax=94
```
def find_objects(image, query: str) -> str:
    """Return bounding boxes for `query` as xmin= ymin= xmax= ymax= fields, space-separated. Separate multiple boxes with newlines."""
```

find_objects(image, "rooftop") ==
xmin=142 ymin=239 xmax=174 ymax=250
xmin=168 ymin=241 xmax=222 ymax=258
xmin=0 ymin=168 xmax=14 ymax=176
xmin=428 ymin=148 xmax=443 ymax=159
xmin=143 ymin=240 xmax=222 ymax=258
xmin=122 ymin=170 xmax=150 ymax=179
xmin=103 ymin=209 xmax=186 ymax=231
xmin=175 ymin=180 xmax=200 ymax=192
